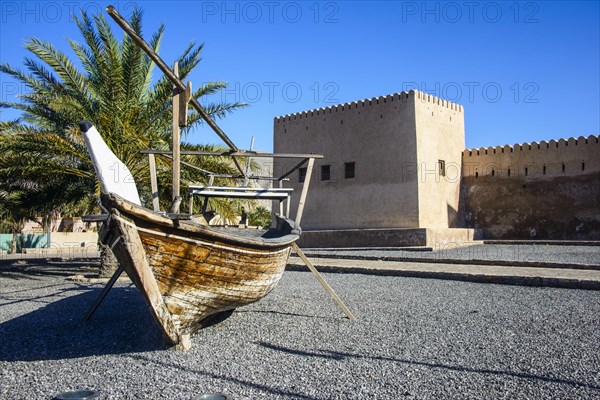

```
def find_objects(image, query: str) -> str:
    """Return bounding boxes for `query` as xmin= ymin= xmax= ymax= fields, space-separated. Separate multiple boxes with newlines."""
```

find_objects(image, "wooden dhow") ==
xmin=81 ymin=6 xmax=355 ymax=350
xmin=101 ymin=192 xmax=299 ymax=345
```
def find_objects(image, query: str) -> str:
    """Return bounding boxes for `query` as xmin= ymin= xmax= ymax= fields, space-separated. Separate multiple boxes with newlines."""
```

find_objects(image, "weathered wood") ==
xmin=140 ymin=149 xmax=323 ymax=159
xmin=102 ymin=194 xmax=299 ymax=249
xmin=189 ymin=186 xmax=292 ymax=200
xmin=169 ymin=196 xmax=182 ymax=214
xmin=84 ymin=264 xmax=124 ymax=321
xmin=82 ymin=214 xmax=109 ymax=222
xmin=165 ymin=213 xmax=191 ymax=220
xmin=278 ymin=180 xmax=284 ymax=216
xmin=139 ymin=227 xmax=291 ymax=334
xmin=148 ymin=153 xmax=160 ymax=212
xmin=291 ymin=243 xmax=357 ymax=321
xmin=188 ymin=196 xmax=194 ymax=214
xmin=98 ymin=193 xmax=300 ymax=347
xmin=179 ymin=81 xmax=192 ymax=127
xmin=277 ymin=157 xmax=309 ymax=181
xmin=172 ymin=63 xmax=181 ymax=209
xmin=111 ymin=212 xmax=180 ymax=345
xmin=295 ymin=157 xmax=314 ymax=228
xmin=106 ymin=6 xmax=247 ymax=177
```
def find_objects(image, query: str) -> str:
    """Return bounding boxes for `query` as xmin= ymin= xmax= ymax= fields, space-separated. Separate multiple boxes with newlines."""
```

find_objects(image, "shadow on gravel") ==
xmin=0 ymin=286 xmax=165 ymax=361
xmin=257 ymin=342 xmax=600 ymax=391
xmin=126 ymin=354 xmax=321 ymax=400
xmin=236 ymin=309 xmax=334 ymax=320
xmin=0 ymin=259 xmax=99 ymax=281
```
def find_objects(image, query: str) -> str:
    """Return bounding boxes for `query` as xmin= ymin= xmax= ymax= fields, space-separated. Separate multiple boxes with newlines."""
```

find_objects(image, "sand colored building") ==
xmin=273 ymin=90 xmax=599 ymax=246
xmin=462 ymin=135 xmax=599 ymax=239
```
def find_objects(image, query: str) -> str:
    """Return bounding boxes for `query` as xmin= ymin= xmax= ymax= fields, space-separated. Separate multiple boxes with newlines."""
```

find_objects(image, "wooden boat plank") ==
xmin=104 ymin=192 xmax=298 ymax=249
xmin=111 ymin=213 xmax=180 ymax=345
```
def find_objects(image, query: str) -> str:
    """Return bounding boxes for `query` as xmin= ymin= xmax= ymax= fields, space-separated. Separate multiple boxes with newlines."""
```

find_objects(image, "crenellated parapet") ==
xmin=274 ymin=90 xmax=463 ymax=123
xmin=463 ymin=135 xmax=599 ymax=157
xmin=462 ymin=135 xmax=600 ymax=177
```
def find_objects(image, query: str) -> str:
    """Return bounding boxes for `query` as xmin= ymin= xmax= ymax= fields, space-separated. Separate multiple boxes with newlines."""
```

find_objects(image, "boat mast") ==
xmin=106 ymin=5 xmax=246 ymax=178
xmin=171 ymin=63 xmax=192 ymax=212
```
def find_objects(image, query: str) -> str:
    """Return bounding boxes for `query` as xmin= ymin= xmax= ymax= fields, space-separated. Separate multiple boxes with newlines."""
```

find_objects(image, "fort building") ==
xmin=273 ymin=90 xmax=599 ymax=247
xmin=462 ymin=135 xmax=599 ymax=240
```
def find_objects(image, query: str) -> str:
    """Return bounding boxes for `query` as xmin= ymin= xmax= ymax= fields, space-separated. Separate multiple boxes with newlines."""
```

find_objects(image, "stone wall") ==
xmin=462 ymin=135 xmax=600 ymax=239
xmin=273 ymin=88 xmax=599 ymax=242
xmin=273 ymin=90 xmax=464 ymax=231
xmin=414 ymin=91 xmax=465 ymax=228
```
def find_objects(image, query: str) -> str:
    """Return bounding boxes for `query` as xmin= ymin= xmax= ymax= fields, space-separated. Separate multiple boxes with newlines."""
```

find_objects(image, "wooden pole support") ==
xmin=148 ymin=154 xmax=160 ymax=212
xmin=172 ymin=63 xmax=181 ymax=211
xmin=291 ymin=242 xmax=357 ymax=321
xmin=84 ymin=265 xmax=124 ymax=321
xmin=295 ymin=157 xmax=314 ymax=229
xmin=278 ymin=180 xmax=284 ymax=216
xmin=84 ymin=235 xmax=125 ymax=321
xmin=179 ymin=81 xmax=192 ymax=127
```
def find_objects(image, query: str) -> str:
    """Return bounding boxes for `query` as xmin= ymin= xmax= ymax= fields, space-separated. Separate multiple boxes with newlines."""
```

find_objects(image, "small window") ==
xmin=344 ymin=162 xmax=355 ymax=179
xmin=525 ymin=166 xmax=528 ymax=176
xmin=508 ymin=168 xmax=511 ymax=177
xmin=321 ymin=165 xmax=331 ymax=181
xmin=582 ymin=162 xmax=585 ymax=171
xmin=475 ymin=172 xmax=479 ymax=178
xmin=562 ymin=163 xmax=566 ymax=173
xmin=298 ymin=167 xmax=307 ymax=183
xmin=438 ymin=160 xmax=446 ymax=177
xmin=543 ymin=165 xmax=546 ymax=175
xmin=491 ymin=169 xmax=495 ymax=177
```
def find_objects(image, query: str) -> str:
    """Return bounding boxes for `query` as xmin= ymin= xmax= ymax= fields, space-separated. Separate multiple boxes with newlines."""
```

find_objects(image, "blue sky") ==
xmin=1 ymin=1 xmax=599 ymax=151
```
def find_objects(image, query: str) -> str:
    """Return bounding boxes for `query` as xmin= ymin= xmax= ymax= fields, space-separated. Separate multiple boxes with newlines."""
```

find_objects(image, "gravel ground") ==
xmin=1 ymin=260 xmax=599 ymax=399
xmin=303 ymin=244 xmax=600 ymax=266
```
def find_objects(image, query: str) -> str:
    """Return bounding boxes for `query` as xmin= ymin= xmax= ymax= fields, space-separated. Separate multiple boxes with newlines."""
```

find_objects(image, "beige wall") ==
xmin=273 ymin=90 xmax=465 ymax=231
xmin=461 ymin=135 xmax=600 ymax=239
xmin=462 ymin=135 xmax=599 ymax=178
xmin=414 ymin=92 xmax=465 ymax=228
xmin=273 ymin=88 xmax=598 ymax=240
xmin=274 ymin=91 xmax=421 ymax=230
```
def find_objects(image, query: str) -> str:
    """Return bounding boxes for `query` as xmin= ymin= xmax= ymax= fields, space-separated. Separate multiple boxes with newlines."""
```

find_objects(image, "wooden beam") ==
xmin=112 ymin=213 xmax=180 ymax=345
xmin=84 ymin=265 xmax=124 ymax=321
xmin=278 ymin=180 xmax=284 ymax=216
xmin=105 ymin=5 xmax=247 ymax=178
xmin=148 ymin=154 xmax=160 ymax=212
xmin=291 ymin=243 xmax=356 ymax=321
xmin=106 ymin=6 xmax=237 ymax=150
xmin=188 ymin=197 xmax=194 ymax=214
xmin=141 ymin=149 xmax=323 ymax=159
xmin=295 ymin=157 xmax=314 ymax=229
xmin=277 ymin=158 xmax=309 ymax=181
xmin=172 ymin=63 xmax=181 ymax=211
xmin=179 ymin=81 xmax=192 ymax=127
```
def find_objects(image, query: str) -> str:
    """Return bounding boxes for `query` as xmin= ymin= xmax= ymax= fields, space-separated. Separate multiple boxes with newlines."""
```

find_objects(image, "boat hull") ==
xmin=101 ymin=194 xmax=298 ymax=347
xmin=139 ymin=227 xmax=291 ymax=334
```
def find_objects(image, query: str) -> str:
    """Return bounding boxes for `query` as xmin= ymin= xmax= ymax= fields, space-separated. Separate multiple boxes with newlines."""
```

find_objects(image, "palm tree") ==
xmin=0 ymin=7 xmax=247 ymax=272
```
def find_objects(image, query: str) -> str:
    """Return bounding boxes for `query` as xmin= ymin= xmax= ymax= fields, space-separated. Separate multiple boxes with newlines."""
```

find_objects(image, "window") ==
xmin=525 ymin=166 xmax=528 ymax=176
xmin=321 ymin=165 xmax=331 ymax=181
xmin=543 ymin=165 xmax=547 ymax=175
xmin=298 ymin=167 xmax=307 ymax=183
xmin=438 ymin=160 xmax=446 ymax=177
xmin=344 ymin=162 xmax=355 ymax=179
